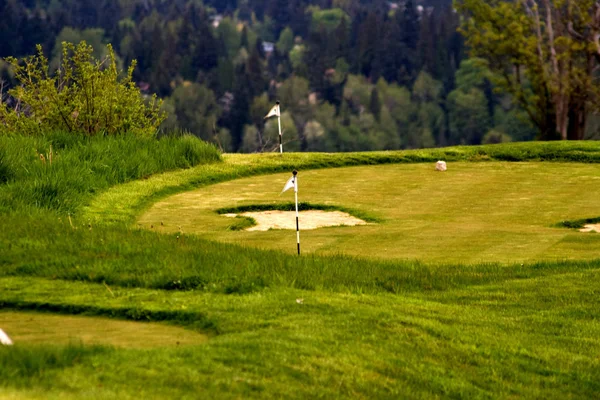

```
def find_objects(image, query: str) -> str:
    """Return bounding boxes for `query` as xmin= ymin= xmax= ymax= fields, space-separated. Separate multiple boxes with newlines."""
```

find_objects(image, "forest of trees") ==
xmin=1 ymin=0 xmax=597 ymax=151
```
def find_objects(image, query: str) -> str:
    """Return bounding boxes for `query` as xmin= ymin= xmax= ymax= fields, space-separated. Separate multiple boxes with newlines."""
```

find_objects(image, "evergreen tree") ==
xmin=304 ymin=27 xmax=329 ymax=95
xmin=0 ymin=0 xmax=23 ymax=57
xmin=369 ymin=88 xmax=382 ymax=121
xmin=379 ymin=16 xmax=405 ymax=84
xmin=357 ymin=11 xmax=380 ymax=79
xmin=267 ymin=0 xmax=291 ymax=37
xmin=191 ymin=14 xmax=219 ymax=73
xmin=247 ymin=47 xmax=266 ymax=98
xmin=229 ymin=63 xmax=253 ymax=150
xmin=398 ymin=0 xmax=420 ymax=85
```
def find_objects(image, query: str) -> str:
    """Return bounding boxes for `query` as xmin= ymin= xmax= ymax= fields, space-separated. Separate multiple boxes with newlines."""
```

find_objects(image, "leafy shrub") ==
xmin=0 ymin=42 xmax=164 ymax=136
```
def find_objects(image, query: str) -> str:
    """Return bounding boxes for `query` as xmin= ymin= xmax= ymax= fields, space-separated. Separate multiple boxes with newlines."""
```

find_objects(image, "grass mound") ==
xmin=0 ymin=131 xmax=220 ymax=214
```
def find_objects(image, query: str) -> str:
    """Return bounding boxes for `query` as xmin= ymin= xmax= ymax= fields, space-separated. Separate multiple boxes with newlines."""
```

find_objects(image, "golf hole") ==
xmin=223 ymin=210 xmax=368 ymax=231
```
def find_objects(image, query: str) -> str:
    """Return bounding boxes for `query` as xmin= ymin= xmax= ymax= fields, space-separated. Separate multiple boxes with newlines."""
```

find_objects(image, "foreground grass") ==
xmin=2 ymin=141 xmax=600 ymax=398
xmin=0 ymin=270 xmax=599 ymax=399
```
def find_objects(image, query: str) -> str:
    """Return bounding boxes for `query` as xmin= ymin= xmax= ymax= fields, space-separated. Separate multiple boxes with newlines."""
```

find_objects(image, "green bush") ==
xmin=0 ymin=42 xmax=164 ymax=136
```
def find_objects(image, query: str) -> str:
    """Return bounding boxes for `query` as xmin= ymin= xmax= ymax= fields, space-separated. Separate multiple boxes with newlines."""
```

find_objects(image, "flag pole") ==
xmin=277 ymin=101 xmax=282 ymax=154
xmin=293 ymin=170 xmax=300 ymax=255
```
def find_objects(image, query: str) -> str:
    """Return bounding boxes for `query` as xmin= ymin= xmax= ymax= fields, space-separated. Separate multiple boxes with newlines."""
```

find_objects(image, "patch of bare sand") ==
xmin=580 ymin=224 xmax=600 ymax=233
xmin=224 ymin=210 xmax=367 ymax=231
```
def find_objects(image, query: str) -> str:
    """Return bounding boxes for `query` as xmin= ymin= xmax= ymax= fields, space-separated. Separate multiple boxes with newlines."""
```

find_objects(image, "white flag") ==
xmin=264 ymin=103 xmax=280 ymax=119
xmin=0 ymin=329 xmax=13 ymax=345
xmin=281 ymin=176 xmax=295 ymax=194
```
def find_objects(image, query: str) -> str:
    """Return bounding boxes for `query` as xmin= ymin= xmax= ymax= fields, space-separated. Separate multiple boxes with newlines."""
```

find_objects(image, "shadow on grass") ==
xmin=556 ymin=216 xmax=600 ymax=229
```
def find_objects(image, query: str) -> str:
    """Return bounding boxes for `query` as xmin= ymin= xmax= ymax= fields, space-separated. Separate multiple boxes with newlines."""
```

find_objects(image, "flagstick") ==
xmin=293 ymin=170 xmax=300 ymax=255
xmin=277 ymin=101 xmax=282 ymax=154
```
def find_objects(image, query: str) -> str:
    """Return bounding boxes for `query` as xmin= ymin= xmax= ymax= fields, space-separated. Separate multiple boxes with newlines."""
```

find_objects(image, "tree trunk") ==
xmin=567 ymin=97 xmax=586 ymax=140
xmin=543 ymin=0 xmax=570 ymax=140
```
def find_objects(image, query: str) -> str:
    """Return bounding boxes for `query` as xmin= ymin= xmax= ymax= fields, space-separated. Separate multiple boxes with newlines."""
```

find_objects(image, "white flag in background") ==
xmin=0 ymin=329 xmax=13 ymax=345
xmin=264 ymin=103 xmax=280 ymax=119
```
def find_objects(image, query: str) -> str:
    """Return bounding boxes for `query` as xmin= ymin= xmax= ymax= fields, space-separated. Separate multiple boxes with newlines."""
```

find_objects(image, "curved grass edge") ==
xmin=556 ymin=216 xmax=600 ymax=229
xmin=216 ymin=202 xmax=382 ymax=224
xmin=81 ymin=141 xmax=600 ymax=226
xmin=0 ymin=300 xmax=218 ymax=334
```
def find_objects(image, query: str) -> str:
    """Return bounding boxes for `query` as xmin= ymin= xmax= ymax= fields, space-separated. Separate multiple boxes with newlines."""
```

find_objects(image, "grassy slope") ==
xmin=0 ymin=272 xmax=599 ymax=399
xmin=2 ymin=141 xmax=600 ymax=398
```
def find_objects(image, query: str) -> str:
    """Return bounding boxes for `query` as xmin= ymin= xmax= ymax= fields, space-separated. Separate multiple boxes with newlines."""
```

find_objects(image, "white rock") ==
xmin=435 ymin=161 xmax=447 ymax=171
xmin=0 ymin=329 xmax=13 ymax=345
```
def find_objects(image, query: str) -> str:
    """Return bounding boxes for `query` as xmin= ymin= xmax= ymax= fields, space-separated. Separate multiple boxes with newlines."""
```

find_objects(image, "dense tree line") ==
xmin=1 ymin=0 xmax=574 ymax=151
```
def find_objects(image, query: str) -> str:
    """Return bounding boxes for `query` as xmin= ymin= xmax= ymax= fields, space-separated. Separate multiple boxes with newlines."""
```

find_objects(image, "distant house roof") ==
xmin=262 ymin=41 xmax=275 ymax=54
xmin=211 ymin=14 xmax=223 ymax=28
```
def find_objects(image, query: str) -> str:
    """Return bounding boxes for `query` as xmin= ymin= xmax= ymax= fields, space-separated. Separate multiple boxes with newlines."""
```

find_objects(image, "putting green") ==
xmin=139 ymin=162 xmax=600 ymax=263
xmin=0 ymin=312 xmax=208 ymax=348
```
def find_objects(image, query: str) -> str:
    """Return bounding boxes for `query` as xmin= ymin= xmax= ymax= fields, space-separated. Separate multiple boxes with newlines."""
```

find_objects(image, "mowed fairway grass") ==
xmin=2 ymin=141 xmax=600 ymax=399
xmin=140 ymin=162 xmax=600 ymax=263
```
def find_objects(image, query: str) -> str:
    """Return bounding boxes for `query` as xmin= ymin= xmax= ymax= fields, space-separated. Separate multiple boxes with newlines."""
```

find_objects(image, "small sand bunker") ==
xmin=225 ymin=210 xmax=367 ymax=231
xmin=580 ymin=224 xmax=600 ymax=233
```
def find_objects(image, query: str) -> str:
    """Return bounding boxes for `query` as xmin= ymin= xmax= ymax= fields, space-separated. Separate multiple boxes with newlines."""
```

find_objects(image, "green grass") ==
xmin=3 ymin=211 xmax=600 ymax=296
xmin=2 ymin=140 xmax=600 ymax=398
xmin=0 ymin=311 xmax=208 ymax=348
xmin=0 ymin=343 xmax=107 ymax=387
xmin=0 ymin=273 xmax=599 ymax=399
xmin=0 ymin=131 xmax=221 ymax=214
xmin=141 ymin=162 xmax=600 ymax=263
xmin=82 ymin=140 xmax=600 ymax=226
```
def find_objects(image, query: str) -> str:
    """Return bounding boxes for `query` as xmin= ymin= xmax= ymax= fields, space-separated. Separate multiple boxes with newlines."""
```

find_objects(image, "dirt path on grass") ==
xmin=224 ymin=210 xmax=367 ymax=231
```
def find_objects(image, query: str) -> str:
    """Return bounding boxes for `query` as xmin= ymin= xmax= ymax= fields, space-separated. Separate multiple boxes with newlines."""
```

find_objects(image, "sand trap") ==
xmin=580 ymin=224 xmax=600 ymax=233
xmin=224 ymin=210 xmax=367 ymax=231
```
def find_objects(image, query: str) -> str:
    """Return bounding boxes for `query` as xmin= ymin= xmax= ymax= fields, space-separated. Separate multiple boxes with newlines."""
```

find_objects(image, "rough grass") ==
xmin=2 ymin=212 xmax=600 ymax=296
xmin=0 ymin=343 xmax=107 ymax=387
xmin=0 ymin=131 xmax=221 ymax=214
xmin=0 ymin=274 xmax=599 ymax=399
